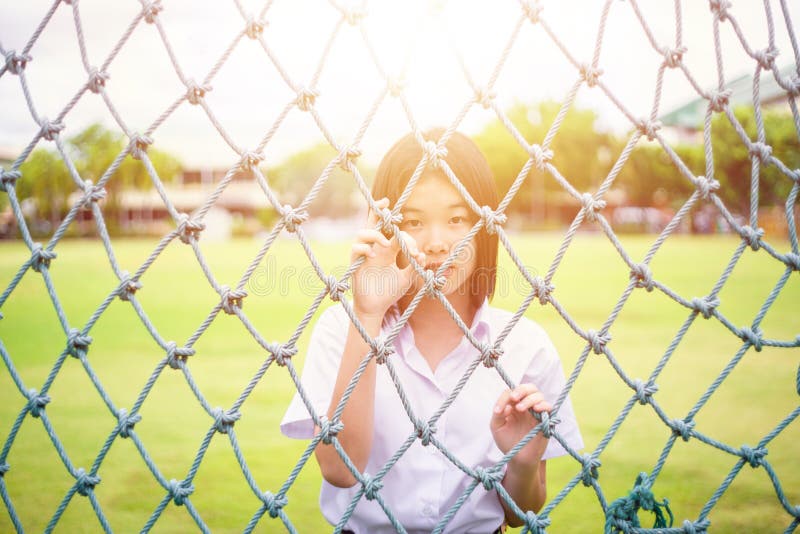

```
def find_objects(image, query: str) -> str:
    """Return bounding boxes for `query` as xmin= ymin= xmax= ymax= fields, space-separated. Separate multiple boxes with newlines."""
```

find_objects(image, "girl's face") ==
xmin=398 ymin=171 xmax=478 ymax=297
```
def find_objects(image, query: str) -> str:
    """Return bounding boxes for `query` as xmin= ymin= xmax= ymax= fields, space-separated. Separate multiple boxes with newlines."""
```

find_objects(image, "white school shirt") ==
xmin=280 ymin=299 xmax=583 ymax=534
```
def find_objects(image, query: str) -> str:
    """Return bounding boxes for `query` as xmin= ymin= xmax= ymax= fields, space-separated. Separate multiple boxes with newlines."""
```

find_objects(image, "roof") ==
xmin=660 ymin=63 xmax=797 ymax=129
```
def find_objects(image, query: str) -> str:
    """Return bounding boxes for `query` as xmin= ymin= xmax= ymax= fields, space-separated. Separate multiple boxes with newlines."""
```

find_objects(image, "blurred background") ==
xmin=1 ymin=1 xmax=799 ymax=532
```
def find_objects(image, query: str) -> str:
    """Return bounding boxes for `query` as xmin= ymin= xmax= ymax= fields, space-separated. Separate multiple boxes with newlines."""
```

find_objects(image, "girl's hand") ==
xmin=490 ymin=383 xmax=551 ymax=466
xmin=350 ymin=197 xmax=426 ymax=318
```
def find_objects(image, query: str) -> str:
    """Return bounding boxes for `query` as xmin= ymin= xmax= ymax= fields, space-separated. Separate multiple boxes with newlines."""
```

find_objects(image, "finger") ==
xmin=515 ymin=392 xmax=545 ymax=412
xmin=356 ymin=228 xmax=391 ymax=248
xmin=510 ymin=383 xmax=539 ymax=402
xmin=493 ymin=389 xmax=513 ymax=414
xmin=350 ymin=243 xmax=376 ymax=260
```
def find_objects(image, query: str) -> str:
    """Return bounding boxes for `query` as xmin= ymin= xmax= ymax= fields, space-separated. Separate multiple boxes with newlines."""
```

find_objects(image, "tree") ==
xmin=267 ymin=143 xmax=365 ymax=219
xmin=474 ymin=100 xmax=618 ymax=220
xmin=14 ymin=123 xmax=181 ymax=235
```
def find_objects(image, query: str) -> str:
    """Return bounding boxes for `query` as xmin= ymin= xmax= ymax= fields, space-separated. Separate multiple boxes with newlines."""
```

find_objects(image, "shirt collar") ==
xmin=386 ymin=298 xmax=492 ymax=356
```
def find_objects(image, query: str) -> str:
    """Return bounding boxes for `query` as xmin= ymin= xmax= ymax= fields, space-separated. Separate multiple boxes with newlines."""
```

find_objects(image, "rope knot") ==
xmin=479 ymin=343 xmax=504 ymax=368
xmin=709 ymin=0 xmax=731 ymax=21
xmin=317 ymin=416 xmax=344 ymax=445
xmin=344 ymin=7 xmax=367 ymax=26
xmin=176 ymin=213 xmax=205 ymax=243
xmin=527 ymin=144 xmax=553 ymax=171
xmin=636 ymin=118 xmax=662 ymax=141
xmin=474 ymin=465 xmax=503 ymax=491
xmin=633 ymin=379 xmax=658 ymax=405
xmin=30 ymin=243 xmax=56 ymax=272
xmin=371 ymin=337 xmax=395 ymax=364
xmin=586 ymin=329 xmax=610 ymax=354
xmin=5 ymin=50 xmax=31 ymax=75
xmin=423 ymin=141 xmax=448 ymax=169
xmin=27 ymin=388 xmax=51 ymax=418
xmin=166 ymin=342 xmax=195 ymax=369
xmin=295 ymin=87 xmax=318 ymax=111
xmin=238 ymin=150 xmax=264 ymax=170
xmin=708 ymin=89 xmax=731 ymax=112
xmin=580 ymin=454 xmax=601 ymax=486
xmin=80 ymin=179 xmax=106 ymax=209
xmin=117 ymin=408 xmax=141 ymax=438
xmin=39 ymin=118 xmax=64 ymax=141
xmin=530 ymin=276 xmax=553 ymax=305
xmin=414 ymin=418 xmax=437 ymax=446
xmin=87 ymin=68 xmax=109 ymax=93
xmin=221 ymin=285 xmax=247 ymax=315
xmin=748 ymin=142 xmax=772 ymax=165
xmin=581 ymin=192 xmax=606 ymax=222
xmin=129 ymin=133 xmax=152 ymax=160
xmin=422 ymin=268 xmax=446 ymax=297
xmin=689 ymin=295 xmax=720 ymax=319
xmin=789 ymin=75 xmax=800 ymax=98
xmin=740 ymin=225 xmax=764 ymax=251
xmin=362 ymin=475 xmax=383 ymax=500
xmin=326 ymin=275 xmax=349 ymax=302
xmin=387 ymin=76 xmax=405 ymax=97
xmin=670 ymin=418 xmax=695 ymax=441
xmin=186 ymin=79 xmax=211 ymax=105
xmin=753 ymin=47 xmax=779 ymax=70
xmin=480 ymin=205 xmax=507 ymax=235
xmin=605 ymin=472 xmax=673 ymax=532
xmin=630 ymin=263 xmax=654 ymax=291
xmin=338 ymin=145 xmax=361 ymax=172
xmin=118 ymin=271 xmax=142 ymax=301
xmin=378 ymin=207 xmax=401 ymax=236
xmin=1 ymin=168 xmax=21 ymax=191
xmin=270 ymin=343 xmax=297 ymax=366
xmin=67 ymin=328 xmax=93 ymax=359
xmin=474 ymin=87 xmax=496 ymax=109
xmin=739 ymin=326 xmax=763 ymax=352
xmin=539 ymin=410 xmax=559 ymax=438
xmin=695 ymin=175 xmax=720 ymax=199
xmin=739 ymin=445 xmax=767 ymax=467
xmin=521 ymin=0 xmax=543 ymax=24
xmin=579 ymin=63 xmax=603 ymax=88
xmin=783 ymin=252 xmax=800 ymax=271
xmin=662 ymin=46 xmax=686 ymax=69
xmin=524 ymin=511 xmax=551 ymax=533
xmin=212 ymin=407 xmax=241 ymax=434
xmin=280 ymin=204 xmax=308 ymax=232
xmin=245 ymin=17 xmax=265 ymax=39
xmin=0 ymin=463 xmax=9 ymax=476
xmin=167 ymin=478 xmax=194 ymax=505
xmin=74 ymin=468 xmax=100 ymax=496
xmin=682 ymin=519 xmax=711 ymax=533
xmin=142 ymin=1 xmax=163 ymax=24
xmin=261 ymin=491 xmax=288 ymax=518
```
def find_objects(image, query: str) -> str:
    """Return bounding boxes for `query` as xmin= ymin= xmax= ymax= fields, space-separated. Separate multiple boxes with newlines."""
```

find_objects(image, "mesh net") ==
xmin=1 ymin=0 xmax=799 ymax=532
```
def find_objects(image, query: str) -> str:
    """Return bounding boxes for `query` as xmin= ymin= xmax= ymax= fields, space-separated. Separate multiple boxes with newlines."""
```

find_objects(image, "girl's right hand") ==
xmin=350 ymin=197 xmax=426 ymax=318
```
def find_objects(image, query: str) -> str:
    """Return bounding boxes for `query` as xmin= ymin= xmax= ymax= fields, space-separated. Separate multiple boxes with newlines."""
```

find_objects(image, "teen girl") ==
xmin=281 ymin=129 xmax=582 ymax=533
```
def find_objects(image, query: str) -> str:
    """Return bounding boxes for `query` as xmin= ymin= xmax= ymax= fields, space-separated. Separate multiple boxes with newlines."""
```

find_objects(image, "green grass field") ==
xmin=0 ymin=233 xmax=798 ymax=533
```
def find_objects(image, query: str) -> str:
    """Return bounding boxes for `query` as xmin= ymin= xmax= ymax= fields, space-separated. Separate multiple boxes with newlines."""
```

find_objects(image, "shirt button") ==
xmin=422 ymin=505 xmax=434 ymax=517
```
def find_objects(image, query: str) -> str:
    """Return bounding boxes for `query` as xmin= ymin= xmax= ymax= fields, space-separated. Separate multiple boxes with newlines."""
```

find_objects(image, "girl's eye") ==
xmin=404 ymin=219 xmax=422 ymax=229
xmin=450 ymin=216 xmax=466 ymax=224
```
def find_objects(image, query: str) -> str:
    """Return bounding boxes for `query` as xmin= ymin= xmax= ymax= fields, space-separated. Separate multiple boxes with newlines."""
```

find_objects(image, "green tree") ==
xmin=474 ymin=100 xmax=618 ymax=220
xmin=15 ymin=123 xmax=181 ymax=235
xmin=267 ymin=143 xmax=364 ymax=219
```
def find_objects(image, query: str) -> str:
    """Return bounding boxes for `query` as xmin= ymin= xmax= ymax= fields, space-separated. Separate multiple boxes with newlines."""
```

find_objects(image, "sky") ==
xmin=0 ymin=0 xmax=798 ymax=169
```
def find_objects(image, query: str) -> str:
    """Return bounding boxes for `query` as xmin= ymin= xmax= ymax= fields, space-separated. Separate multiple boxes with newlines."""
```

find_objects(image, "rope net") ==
xmin=1 ymin=0 xmax=798 ymax=532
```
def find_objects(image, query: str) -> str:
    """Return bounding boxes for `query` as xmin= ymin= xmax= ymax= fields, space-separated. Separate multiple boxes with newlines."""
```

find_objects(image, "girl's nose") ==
xmin=423 ymin=225 xmax=448 ymax=255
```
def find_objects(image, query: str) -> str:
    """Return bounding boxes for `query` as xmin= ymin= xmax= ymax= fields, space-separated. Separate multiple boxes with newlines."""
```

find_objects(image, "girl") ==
xmin=281 ymin=129 xmax=582 ymax=533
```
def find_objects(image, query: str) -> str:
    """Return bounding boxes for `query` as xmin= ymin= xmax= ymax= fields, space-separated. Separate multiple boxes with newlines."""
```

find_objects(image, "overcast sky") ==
xmin=1 ymin=0 xmax=798 ymax=169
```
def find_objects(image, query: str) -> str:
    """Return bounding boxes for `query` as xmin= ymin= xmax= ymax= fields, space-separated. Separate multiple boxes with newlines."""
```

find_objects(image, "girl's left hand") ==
xmin=490 ymin=384 xmax=551 ymax=466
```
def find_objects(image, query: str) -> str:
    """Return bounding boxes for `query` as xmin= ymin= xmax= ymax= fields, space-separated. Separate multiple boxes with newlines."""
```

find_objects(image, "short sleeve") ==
xmin=280 ymin=305 xmax=349 ymax=439
xmin=521 ymin=324 xmax=584 ymax=461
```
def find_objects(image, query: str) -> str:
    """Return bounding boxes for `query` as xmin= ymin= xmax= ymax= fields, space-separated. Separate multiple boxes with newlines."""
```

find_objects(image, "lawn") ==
xmin=0 ymin=232 xmax=798 ymax=533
